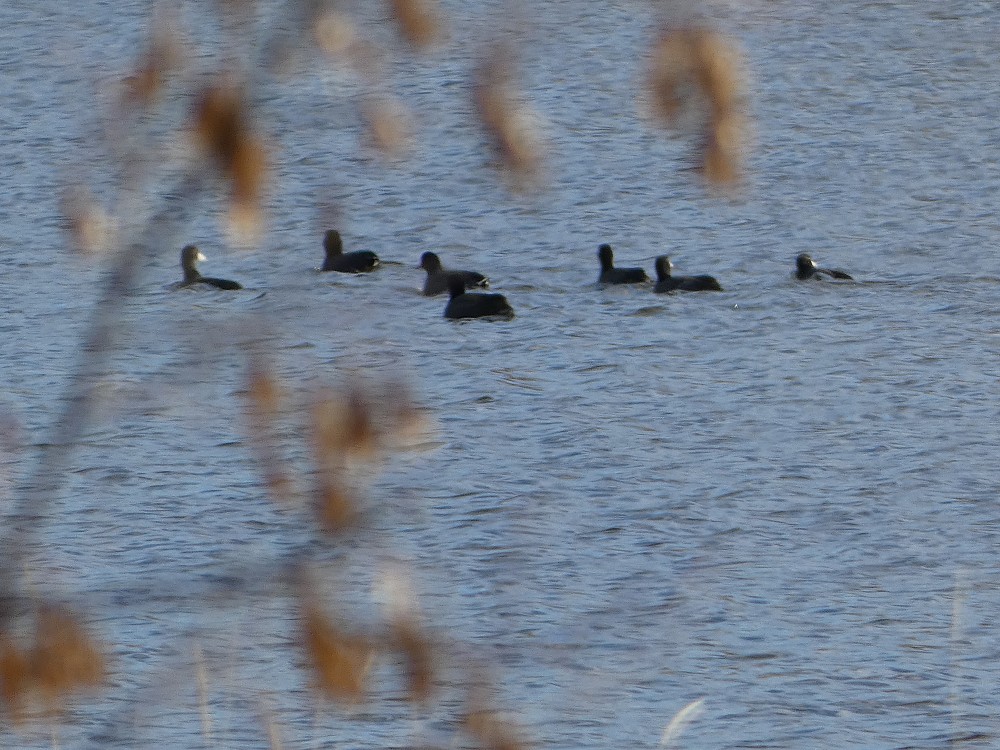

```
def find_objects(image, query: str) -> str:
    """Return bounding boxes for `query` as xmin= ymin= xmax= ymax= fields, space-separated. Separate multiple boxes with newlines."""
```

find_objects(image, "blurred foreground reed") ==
xmin=2 ymin=1 xmax=744 ymax=745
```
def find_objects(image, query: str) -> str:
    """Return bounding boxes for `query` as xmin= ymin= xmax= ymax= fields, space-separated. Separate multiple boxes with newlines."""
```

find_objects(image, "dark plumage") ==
xmin=795 ymin=253 xmax=853 ymax=281
xmin=597 ymin=244 xmax=649 ymax=285
xmin=179 ymin=245 xmax=242 ymax=290
xmin=443 ymin=277 xmax=514 ymax=320
xmin=653 ymin=256 xmax=723 ymax=292
xmin=419 ymin=251 xmax=489 ymax=296
xmin=321 ymin=230 xmax=380 ymax=273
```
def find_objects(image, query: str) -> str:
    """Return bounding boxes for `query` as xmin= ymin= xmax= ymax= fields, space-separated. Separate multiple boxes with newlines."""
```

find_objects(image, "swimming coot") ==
xmin=321 ymin=230 xmax=381 ymax=273
xmin=419 ymin=251 xmax=489 ymax=296
xmin=653 ymin=256 xmax=723 ymax=292
xmin=597 ymin=244 xmax=649 ymax=285
xmin=795 ymin=253 xmax=853 ymax=281
xmin=179 ymin=245 xmax=243 ymax=290
xmin=443 ymin=277 xmax=514 ymax=320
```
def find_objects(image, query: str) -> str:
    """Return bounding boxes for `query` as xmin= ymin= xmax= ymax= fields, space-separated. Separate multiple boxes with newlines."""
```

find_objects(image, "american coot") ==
xmin=443 ymin=277 xmax=514 ymax=320
xmin=653 ymin=256 xmax=723 ymax=292
xmin=420 ymin=251 xmax=490 ymax=296
xmin=179 ymin=245 xmax=243 ymax=290
xmin=795 ymin=253 xmax=853 ymax=280
xmin=321 ymin=230 xmax=380 ymax=273
xmin=597 ymin=244 xmax=649 ymax=285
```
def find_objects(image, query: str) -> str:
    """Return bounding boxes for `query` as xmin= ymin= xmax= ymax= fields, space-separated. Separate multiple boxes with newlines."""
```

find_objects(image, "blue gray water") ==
xmin=2 ymin=1 xmax=1000 ymax=748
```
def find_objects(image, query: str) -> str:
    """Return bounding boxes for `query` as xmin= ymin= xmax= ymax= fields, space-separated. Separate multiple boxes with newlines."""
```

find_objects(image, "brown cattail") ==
xmin=393 ymin=619 xmax=434 ymax=703
xmin=701 ymin=112 xmax=745 ymax=187
xmin=690 ymin=29 xmax=743 ymax=119
xmin=361 ymin=96 xmax=411 ymax=156
xmin=314 ymin=477 xmax=358 ymax=532
xmin=244 ymin=362 xmax=294 ymax=502
xmin=61 ymin=187 xmax=112 ymax=255
xmin=388 ymin=0 xmax=443 ymax=50
xmin=300 ymin=603 xmax=373 ymax=703
xmin=122 ymin=17 xmax=180 ymax=109
xmin=0 ymin=633 xmax=30 ymax=722
xmin=648 ymin=26 xmax=747 ymax=187
xmin=465 ymin=708 xmax=527 ymax=750
xmin=30 ymin=607 xmax=105 ymax=707
xmin=191 ymin=81 xmax=268 ymax=240
xmin=312 ymin=389 xmax=379 ymax=463
xmin=648 ymin=28 xmax=698 ymax=124
xmin=473 ymin=46 xmax=544 ymax=181
xmin=314 ymin=12 xmax=359 ymax=61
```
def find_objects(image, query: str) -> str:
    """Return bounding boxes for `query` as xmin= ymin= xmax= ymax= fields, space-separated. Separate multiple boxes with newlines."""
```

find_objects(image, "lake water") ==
xmin=2 ymin=1 xmax=1000 ymax=748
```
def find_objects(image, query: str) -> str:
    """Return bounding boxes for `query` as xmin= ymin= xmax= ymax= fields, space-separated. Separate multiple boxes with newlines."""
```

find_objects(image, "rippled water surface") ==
xmin=2 ymin=1 xmax=1000 ymax=748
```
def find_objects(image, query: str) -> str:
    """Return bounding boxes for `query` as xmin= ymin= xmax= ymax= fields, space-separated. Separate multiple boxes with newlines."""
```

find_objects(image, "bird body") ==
xmin=420 ymin=251 xmax=489 ymax=296
xmin=653 ymin=256 xmax=722 ymax=292
xmin=795 ymin=253 xmax=853 ymax=281
xmin=597 ymin=244 xmax=648 ymax=284
xmin=321 ymin=230 xmax=380 ymax=273
xmin=179 ymin=245 xmax=243 ymax=290
xmin=443 ymin=277 xmax=514 ymax=320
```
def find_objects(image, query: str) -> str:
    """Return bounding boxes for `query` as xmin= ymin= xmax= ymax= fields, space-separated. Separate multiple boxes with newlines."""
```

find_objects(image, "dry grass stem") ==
xmin=259 ymin=696 xmax=284 ymax=750
xmin=658 ymin=697 xmax=706 ymax=748
xmin=194 ymin=643 xmax=213 ymax=743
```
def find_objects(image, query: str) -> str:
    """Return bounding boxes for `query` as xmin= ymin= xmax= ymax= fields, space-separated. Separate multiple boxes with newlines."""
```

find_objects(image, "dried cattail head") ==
xmin=377 ymin=567 xmax=434 ymax=702
xmin=122 ymin=16 xmax=180 ymax=109
xmin=313 ymin=12 xmax=381 ymax=81
xmin=648 ymin=27 xmax=747 ymax=187
xmin=191 ymin=81 xmax=268 ymax=241
xmin=393 ymin=619 xmax=434 ymax=703
xmin=309 ymin=387 xmax=383 ymax=531
xmin=648 ymin=29 xmax=697 ymax=123
xmin=244 ymin=362 xmax=294 ymax=502
xmin=0 ymin=633 xmax=30 ymax=722
xmin=690 ymin=29 xmax=743 ymax=119
xmin=361 ymin=96 xmax=412 ymax=156
xmin=465 ymin=709 xmax=526 ymax=750
xmin=61 ymin=187 xmax=113 ymax=255
xmin=300 ymin=603 xmax=373 ymax=703
xmin=473 ymin=46 xmax=544 ymax=182
xmin=389 ymin=0 xmax=443 ymax=50
xmin=312 ymin=389 xmax=379 ymax=463
xmin=701 ymin=112 xmax=745 ymax=187
xmin=30 ymin=606 xmax=105 ymax=707
xmin=649 ymin=27 xmax=746 ymax=123
xmin=314 ymin=12 xmax=359 ymax=60
xmin=228 ymin=134 xmax=268 ymax=242
xmin=246 ymin=362 xmax=281 ymax=419
xmin=314 ymin=477 xmax=358 ymax=532
xmin=343 ymin=380 xmax=433 ymax=451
